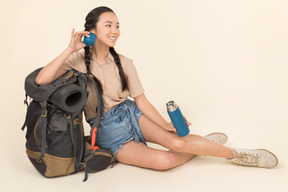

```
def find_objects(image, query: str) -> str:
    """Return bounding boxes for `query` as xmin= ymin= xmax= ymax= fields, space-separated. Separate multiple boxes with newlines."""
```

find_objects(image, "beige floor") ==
xmin=1 ymin=119 xmax=287 ymax=192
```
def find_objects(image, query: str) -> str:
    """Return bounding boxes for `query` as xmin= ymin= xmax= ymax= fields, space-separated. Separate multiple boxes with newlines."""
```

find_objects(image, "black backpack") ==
xmin=21 ymin=68 xmax=115 ymax=181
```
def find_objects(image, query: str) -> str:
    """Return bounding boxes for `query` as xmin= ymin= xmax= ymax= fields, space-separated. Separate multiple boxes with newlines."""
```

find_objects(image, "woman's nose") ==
xmin=111 ymin=27 xmax=119 ymax=34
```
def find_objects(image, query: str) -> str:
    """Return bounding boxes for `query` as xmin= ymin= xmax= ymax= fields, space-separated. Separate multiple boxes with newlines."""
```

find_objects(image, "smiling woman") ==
xmin=34 ymin=5 xmax=278 ymax=172
xmin=82 ymin=7 xmax=126 ymax=94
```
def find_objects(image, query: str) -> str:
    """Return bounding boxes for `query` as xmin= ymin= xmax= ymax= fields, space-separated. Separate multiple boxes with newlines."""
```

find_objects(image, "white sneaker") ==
xmin=231 ymin=148 xmax=278 ymax=168
xmin=204 ymin=132 xmax=228 ymax=145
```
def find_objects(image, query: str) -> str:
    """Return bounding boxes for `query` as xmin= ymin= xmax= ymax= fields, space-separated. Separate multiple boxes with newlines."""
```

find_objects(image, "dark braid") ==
xmin=84 ymin=6 xmax=128 ymax=93
xmin=84 ymin=46 xmax=103 ymax=93
xmin=83 ymin=6 xmax=114 ymax=94
xmin=109 ymin=47 xmax=128 ymax=91
xmin=84 ymin=46 xmax=92 ymax=74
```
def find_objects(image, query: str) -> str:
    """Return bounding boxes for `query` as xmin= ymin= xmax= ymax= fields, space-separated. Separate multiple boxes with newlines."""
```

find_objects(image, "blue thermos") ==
xmin=167 ymin=101 xmax=190 ymax=137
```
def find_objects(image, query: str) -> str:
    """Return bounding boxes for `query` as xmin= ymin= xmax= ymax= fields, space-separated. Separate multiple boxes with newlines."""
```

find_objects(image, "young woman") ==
xmin=35 ymin=6 xmax=278 ymax=170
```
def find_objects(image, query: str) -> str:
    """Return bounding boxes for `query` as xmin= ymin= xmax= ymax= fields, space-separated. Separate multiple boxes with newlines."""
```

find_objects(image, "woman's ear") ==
xmin=90 ymin=29 xmax=96 ymax=35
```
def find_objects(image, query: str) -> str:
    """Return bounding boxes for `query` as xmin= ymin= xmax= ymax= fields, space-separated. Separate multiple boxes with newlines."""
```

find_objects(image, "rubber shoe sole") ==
xmin=231 ymin=148 xmax=278 ymax=168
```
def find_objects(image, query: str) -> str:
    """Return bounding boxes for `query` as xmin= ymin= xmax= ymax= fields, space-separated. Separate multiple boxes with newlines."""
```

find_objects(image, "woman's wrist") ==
xmin=65 ymin=46 xmax=74 ymax=55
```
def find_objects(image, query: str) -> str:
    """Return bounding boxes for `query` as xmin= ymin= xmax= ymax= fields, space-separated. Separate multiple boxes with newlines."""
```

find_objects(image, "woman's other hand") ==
xmin=165 ymin=116 xmax=191 ymax=133
xmin=68 ymin=28 xmax=90 ymax=52
xmin=184 ymin=116 xmax=192 ymax=127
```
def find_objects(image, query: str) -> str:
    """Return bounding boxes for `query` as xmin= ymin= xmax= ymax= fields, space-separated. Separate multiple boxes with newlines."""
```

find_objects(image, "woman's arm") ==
xmin=134 ymin=93 xmax=176 ymax=132
xmin=35 ymin=29 xmax=90 ymax=85
xmin=35 ymin=47 xmax=73 ymax=85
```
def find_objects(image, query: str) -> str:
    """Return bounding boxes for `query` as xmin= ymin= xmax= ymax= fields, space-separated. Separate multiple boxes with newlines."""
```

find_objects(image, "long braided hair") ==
xmin=84 ymin=6 xmax=128 ymax=93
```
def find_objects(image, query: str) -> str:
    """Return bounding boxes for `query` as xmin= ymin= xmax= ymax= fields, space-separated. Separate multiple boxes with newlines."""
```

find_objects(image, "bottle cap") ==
xmin=166 ymin=101 xmax=178 ymax=112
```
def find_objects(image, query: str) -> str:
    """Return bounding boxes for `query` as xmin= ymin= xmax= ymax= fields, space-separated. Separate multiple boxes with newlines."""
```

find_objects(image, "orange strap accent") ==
xmin=91 ymin=127 xmax=99 ymax=151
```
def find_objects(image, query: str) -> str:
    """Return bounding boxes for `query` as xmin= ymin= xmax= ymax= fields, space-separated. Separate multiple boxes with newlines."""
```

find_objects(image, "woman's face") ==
xmin=91 ymin=12 xmax=120 ymax=48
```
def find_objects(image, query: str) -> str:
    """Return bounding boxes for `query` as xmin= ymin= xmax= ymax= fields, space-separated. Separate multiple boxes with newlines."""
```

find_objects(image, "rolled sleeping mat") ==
xmin=48 ymin=83 xmax=87 ymax=113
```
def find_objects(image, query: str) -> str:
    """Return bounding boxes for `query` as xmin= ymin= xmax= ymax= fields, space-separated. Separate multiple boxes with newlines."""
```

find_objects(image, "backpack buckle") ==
xmin=42 ymin=110 xmax=47 ymax=117
xmin=73 ymin=118 xmax=80 ymax=125
xmin=64 ymin=113 xmax=71 ymax=119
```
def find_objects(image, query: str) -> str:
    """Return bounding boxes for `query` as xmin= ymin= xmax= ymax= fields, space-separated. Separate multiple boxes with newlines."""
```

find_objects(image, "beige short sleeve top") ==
xmin=61 ymin=50 xmax=145 ymax=120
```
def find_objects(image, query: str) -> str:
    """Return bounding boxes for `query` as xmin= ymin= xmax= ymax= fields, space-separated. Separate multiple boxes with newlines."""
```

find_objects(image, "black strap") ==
xmin=21 ymin=94 xmax=29 ymax=131
xmin=75 ymin=120 xmax=83 ymax=173
xmin=67 ymin=114 xmax=78 ymax=172
xmin=47 ymin=104 xmax=59 ymax=115
xmin=75 ymin=70 xmax=88 ymax=91
xmin=87 ymin=75 xmax=103 ymax=135
xmin=41 ymin=110 xmax=48 ymax=157
xmin=83 ymin=167 xmax=88 ymax=182
xmin=48 ymin=128 xmax=69 ymax=147
xmin=21 ymin=119 xmax=27 ymax=131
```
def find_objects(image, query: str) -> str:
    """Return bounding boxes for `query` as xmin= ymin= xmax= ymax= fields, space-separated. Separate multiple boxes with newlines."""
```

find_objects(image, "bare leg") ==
xmin=116 ymin=141 xmax=195 ymax=170
xmin=138 ymin=114 xmax=234 ymax=159
xmin=117 ymin=114 xmax=277 ymax=169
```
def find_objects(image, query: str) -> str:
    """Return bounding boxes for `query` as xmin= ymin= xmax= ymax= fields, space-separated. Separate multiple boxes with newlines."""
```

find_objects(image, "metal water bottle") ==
xmin=167 ymin=101 xmax=190 ymax=137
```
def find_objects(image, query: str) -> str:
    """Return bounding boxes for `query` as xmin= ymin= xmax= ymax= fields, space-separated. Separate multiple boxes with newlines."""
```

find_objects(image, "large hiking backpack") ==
xmin=21 ymin=68 xmax=115 ymax=181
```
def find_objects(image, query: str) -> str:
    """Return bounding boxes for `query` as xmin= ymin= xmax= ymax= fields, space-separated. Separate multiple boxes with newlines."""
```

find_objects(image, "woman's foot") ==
xmin=204 ymin=132 xmax=228 ymax=145
xmin=230 ymin=148 xmax=278 ymax=168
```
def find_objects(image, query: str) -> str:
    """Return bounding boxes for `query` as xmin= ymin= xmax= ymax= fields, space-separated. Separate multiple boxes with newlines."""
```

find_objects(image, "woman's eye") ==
xmin=105 ymin=24 xmax=119 ymax=29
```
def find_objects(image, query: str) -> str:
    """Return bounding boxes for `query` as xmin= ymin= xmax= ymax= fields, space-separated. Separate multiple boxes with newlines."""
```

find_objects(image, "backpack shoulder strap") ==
xmin=86 ymin=75 xmax=103 ymax=132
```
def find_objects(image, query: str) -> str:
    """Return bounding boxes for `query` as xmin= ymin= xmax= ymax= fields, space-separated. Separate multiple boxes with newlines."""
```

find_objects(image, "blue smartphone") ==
xmin=83 ymin=33 xmax=96 ymax=47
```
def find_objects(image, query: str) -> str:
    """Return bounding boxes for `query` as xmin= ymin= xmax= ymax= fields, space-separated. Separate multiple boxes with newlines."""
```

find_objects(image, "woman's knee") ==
xmin=169 ymin=137 xmax=186 ymax=152
xmin=152 ymin=152 xmax=178 ymax=170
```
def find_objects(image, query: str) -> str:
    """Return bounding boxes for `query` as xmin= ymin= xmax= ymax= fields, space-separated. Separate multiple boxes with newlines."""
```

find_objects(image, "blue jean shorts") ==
xmin=88 ymin=99 xmax=147 ymax=154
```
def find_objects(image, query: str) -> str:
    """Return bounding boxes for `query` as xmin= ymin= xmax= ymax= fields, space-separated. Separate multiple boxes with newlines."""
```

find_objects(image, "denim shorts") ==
xmin=88 ymin=99 xmax=147 ymax=154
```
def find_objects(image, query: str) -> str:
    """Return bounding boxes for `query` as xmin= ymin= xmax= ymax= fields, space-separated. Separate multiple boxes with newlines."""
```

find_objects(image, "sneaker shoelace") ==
xmin=233 ymin=150 xmax=259 ymax=166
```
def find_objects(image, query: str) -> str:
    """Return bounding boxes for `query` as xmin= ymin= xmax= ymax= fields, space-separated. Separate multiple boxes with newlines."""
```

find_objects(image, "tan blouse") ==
xmin=61 ymin=50 xmax=145 ymax=120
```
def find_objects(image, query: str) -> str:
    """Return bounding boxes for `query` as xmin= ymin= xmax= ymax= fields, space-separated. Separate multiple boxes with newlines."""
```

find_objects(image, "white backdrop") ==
xmin=1 ymin=0 xmax=287 ymax=191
